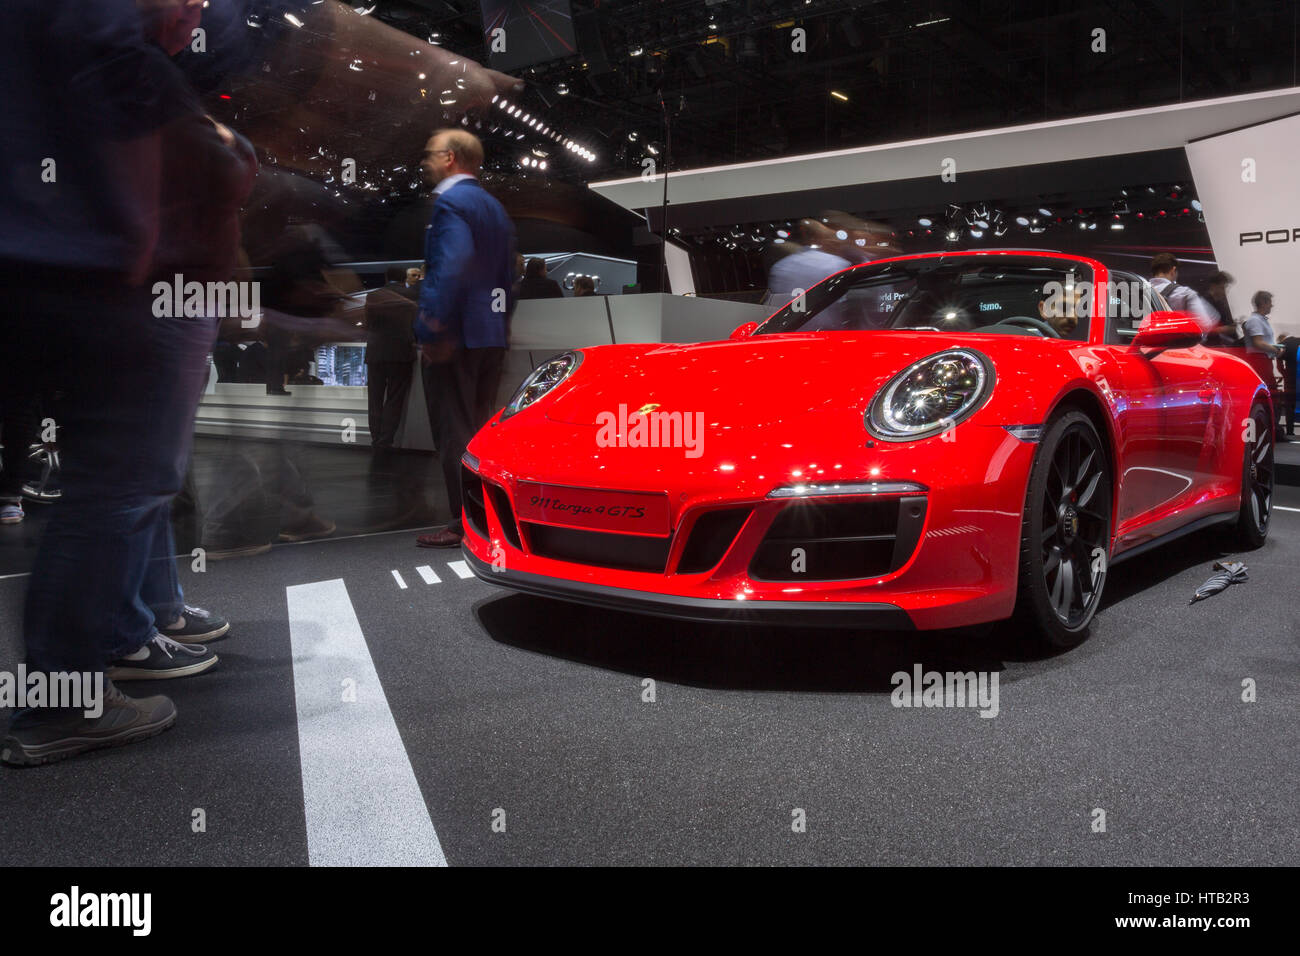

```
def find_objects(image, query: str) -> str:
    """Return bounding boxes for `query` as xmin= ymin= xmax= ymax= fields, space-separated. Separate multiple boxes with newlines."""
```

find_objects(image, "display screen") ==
xmin=479 ymin=0 xmax=577 ymax=73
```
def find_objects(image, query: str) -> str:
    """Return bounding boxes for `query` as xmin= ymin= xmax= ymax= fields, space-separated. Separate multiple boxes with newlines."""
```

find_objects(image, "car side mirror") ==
xmin=1132 ymin=310 xmax=1204 ymax=349
xmin=730 ymin=321 xmax=759 ymax=340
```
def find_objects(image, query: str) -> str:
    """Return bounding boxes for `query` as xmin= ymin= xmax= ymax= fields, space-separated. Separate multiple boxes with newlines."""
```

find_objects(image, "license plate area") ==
xmin=514 ymin=482 xmax=670 ymax=536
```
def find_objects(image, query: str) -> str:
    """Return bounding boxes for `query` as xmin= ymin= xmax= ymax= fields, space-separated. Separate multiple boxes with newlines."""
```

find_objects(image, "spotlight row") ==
xmin=491 ymin=95 xmax=597 ymax=163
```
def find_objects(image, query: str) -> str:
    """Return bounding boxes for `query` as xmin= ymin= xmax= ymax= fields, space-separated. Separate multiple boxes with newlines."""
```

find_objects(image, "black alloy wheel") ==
xmin=1014 ymin=410 xmax=1113 ymax=649
xmin=1231 ymin=402 xmax=1272 ymax=548
xmin=22 ymin=442 xmax=61 ymax=503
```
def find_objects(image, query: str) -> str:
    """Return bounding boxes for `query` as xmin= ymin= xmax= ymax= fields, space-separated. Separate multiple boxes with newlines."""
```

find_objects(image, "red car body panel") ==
xmin=461 ymin=251 xmax=1271 ymax=630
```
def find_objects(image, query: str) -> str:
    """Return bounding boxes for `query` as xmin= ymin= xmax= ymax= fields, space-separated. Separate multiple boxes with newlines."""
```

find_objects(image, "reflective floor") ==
xmin=2 ymin=475 xmax=1297 ymax=865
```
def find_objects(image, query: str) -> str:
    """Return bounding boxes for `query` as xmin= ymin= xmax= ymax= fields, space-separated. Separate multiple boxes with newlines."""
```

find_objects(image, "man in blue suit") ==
xmin=415 ymin=129 xmax=517 ymax=548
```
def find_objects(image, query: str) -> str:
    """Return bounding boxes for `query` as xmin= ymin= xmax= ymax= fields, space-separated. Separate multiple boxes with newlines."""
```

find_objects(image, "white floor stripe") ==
xmin=286 ymin=578 xmax=447 ymax=867
xmin=1275 ymin=505 xmax=1300 ymax=513
xmin=447 ymin=560 xmax=473 ymax=579
xmin=391 ymin=569 xmax=408 ymax=589
xmin=415 ymin=564 xmax=441 ymax=584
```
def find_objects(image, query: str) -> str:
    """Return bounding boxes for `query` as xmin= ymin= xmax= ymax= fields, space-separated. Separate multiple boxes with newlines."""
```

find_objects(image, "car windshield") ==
xmin=757 ymin=254 xmax=1096 ymax=341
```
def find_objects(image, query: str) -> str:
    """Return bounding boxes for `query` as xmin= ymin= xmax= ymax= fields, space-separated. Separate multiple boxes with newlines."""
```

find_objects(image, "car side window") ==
xmin=1106 ymin=272 xmax=1159 ymax=345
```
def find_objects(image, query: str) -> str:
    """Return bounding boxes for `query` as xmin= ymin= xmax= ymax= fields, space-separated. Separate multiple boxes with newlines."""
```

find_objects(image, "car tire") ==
xmin=1229 ymin=401 xmax=1272 ymax=550
xmin=1012 ymin=410 xmax=1113 ymax=650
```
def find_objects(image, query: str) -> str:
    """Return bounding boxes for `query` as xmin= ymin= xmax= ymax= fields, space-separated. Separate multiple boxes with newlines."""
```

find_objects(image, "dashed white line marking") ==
xmin=416 ymin=565 xmax=441 ymax=584
xmin=391 ymin=569 xmax=408 ymax=589
xmin=286 ymin=578 xmax=447 ymax=867
xmin=447 ymin=560 xmax=473 ymax=579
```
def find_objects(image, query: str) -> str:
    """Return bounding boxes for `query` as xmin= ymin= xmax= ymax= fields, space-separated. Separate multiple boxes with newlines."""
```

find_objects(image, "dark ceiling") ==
xmin=379 ymin=0 xmax=1298 ymax=178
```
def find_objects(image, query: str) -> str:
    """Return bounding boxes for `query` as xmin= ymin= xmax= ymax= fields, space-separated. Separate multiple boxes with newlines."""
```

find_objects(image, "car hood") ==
xmin=544 ymin=331 xmax=1049 ymax=428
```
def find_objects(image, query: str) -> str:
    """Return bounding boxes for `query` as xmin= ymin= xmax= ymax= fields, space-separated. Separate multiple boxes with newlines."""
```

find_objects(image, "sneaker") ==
xmin=0 ymin=500 xmax=22 ymax=524
xmin=1 ymin=681 xmax=176 ymax=767
xmin=278 ymin=514 xmax=336 ymax=542
xmin=161 ymin=604 xmax=230 ymax=644
xmin=107 ymin=633 xmax=219 ymax=681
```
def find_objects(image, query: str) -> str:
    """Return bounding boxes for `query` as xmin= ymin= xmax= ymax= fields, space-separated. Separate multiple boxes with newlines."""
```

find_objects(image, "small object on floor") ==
xmin=278 ymin=514 xmax=336 ymax=542
xmin=203 ymin=542 xmax=272 ymax=560
xmin=163 ymin=604 xmax=230 ymax=644
xmin=1 ymin=682 xmax=176 ymax=767
xmin=0 ymin=500 xmax=23 ymax=524
xmin=1190 ymin=560 xmax=1249 ymax=604
xmin=107 ymin=633 xmax=219 ymax=681
xmin=416 ymin=528 xmax=462 ymax=548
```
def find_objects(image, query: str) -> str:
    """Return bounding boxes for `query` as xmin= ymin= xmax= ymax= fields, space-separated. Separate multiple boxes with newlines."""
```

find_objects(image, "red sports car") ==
xmin=461 ymin=251 xmax=1274 ymax=647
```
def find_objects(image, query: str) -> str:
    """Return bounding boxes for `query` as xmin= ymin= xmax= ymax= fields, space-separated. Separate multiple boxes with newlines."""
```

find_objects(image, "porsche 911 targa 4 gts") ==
xmin=460 ymin=251 xmax=1274 ymax=648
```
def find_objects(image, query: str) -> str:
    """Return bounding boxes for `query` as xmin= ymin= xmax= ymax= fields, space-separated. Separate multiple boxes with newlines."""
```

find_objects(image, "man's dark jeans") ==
xmin=0 ymin=267 xmax=216 ymax=672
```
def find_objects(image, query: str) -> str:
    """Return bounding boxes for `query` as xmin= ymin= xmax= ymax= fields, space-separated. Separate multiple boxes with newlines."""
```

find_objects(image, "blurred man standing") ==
xmin=364 ymin=266 xmax=417 ymax=449
xmin=1149 ymin=253 xmax=1234 ymax=339
xmin=414 ymin=129 xmax=516 ymax=548
xmin=0 ymin=0 xmax=248 ymax=764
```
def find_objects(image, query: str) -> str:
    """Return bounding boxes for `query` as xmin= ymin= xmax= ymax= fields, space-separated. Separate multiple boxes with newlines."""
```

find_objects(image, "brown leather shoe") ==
xmin=416 ymin=529 xmax=462 ymax=548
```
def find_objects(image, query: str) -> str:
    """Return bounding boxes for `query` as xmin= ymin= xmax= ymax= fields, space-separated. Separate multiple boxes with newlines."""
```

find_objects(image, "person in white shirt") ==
xmin=1241 ymin=291 xmax=1288 ymax=439
xmin=1148 ymin=253 xmax=1229 ymax=338
xmin=1242 ymin=291 xmax=1282 ymax=357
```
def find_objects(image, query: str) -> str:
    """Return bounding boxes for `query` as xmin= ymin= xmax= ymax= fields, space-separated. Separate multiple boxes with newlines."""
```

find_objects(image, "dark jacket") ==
xmin=0 ymin=0 xmax=201 ymax=276
xmin=364 ymin=282 xmax=418 ymax=364
xmin=417 ymin=179 xmax=516 ymax=350
xmin=518 ymin=275 xmax=564 ymax=300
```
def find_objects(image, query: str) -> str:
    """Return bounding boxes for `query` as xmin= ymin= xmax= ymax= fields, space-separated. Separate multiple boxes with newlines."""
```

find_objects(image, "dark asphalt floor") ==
xmin=1 ymin=488 xmax=1297 ymax=866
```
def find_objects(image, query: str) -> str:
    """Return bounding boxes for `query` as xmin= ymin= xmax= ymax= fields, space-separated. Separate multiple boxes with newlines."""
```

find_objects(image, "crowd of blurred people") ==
xmin=1146 ymin=254 xmax=1295 ymax=441
xmin=0 ymin=0 xmax=517 ymax=766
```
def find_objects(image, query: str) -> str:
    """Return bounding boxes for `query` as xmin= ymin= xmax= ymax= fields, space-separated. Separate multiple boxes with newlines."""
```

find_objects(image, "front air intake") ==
xmin=676 ymin=508 xmax=752 ymax=573
xmin=462 ymin=465 xmax=489 ymax=540
xmin=749 ymin=495 xmax=927 ymax=582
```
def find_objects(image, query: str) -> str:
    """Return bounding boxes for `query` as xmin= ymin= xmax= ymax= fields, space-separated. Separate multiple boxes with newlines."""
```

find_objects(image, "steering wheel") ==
xmin=990 ymin=315 xmax=1061 ymax=338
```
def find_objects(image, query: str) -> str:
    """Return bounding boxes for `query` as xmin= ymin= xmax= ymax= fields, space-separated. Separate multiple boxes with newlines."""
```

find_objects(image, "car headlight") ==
xmin=865 ymin=349 xmax=993 ymax=441
xmin=500 ymin=351 xmax=583 ymax=421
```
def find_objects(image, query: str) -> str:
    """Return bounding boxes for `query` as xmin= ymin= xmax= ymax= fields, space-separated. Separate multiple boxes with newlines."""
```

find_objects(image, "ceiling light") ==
xmin=1015 ymin=216 xmax=1029 ymax=226
xmin=830 ymin=90 xmax=849 ymax=102
xmin=1038 ymin=207 xmax=1051 ymax=216
xmin=918 ymin=217 xmax=932 ymax=226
